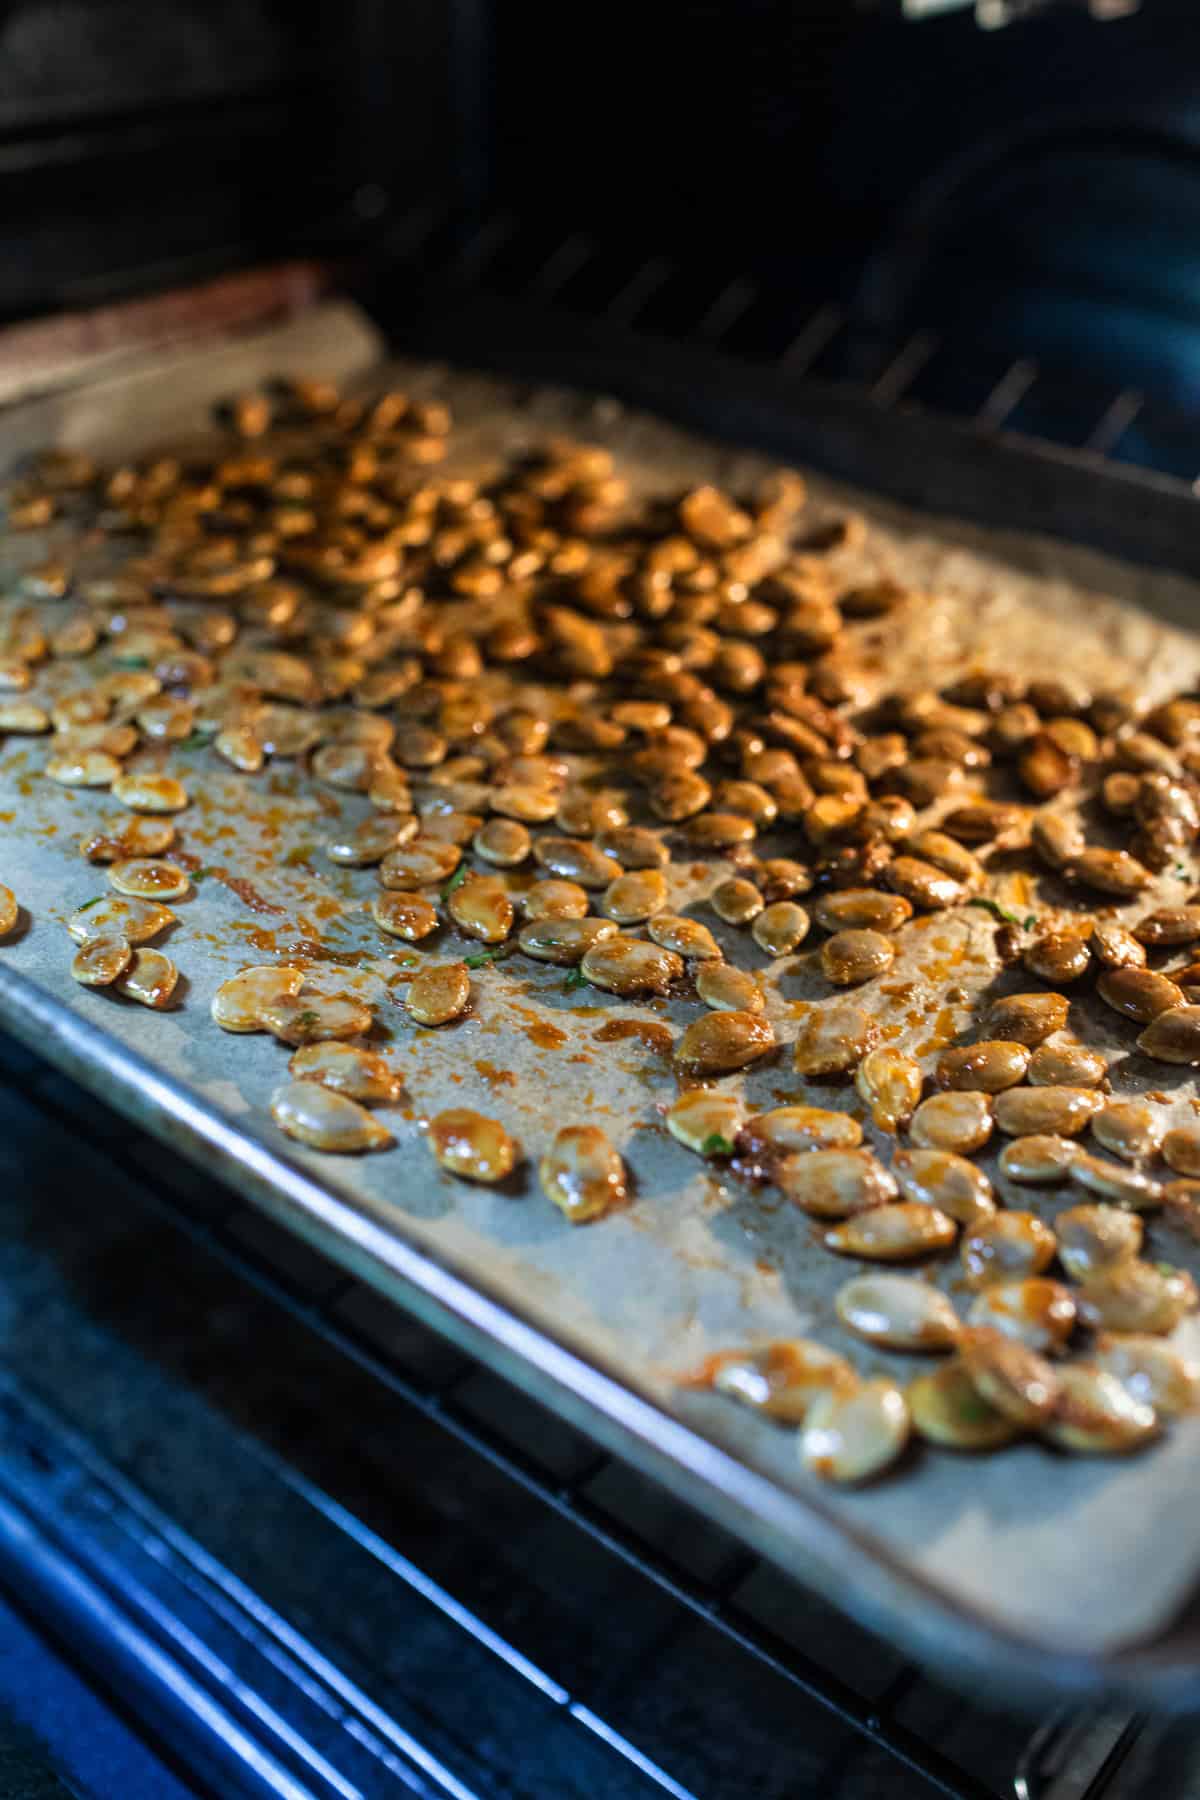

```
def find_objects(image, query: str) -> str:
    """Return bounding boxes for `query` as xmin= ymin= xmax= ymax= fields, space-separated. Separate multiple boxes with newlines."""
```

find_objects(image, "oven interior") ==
xmin=3 ymin=2 xmax=1200 ymax=1794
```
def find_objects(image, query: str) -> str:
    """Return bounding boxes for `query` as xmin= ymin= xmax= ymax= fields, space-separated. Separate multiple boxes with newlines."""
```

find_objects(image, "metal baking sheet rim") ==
xmin=1 ymin=961 xmax=1196 ymax=1710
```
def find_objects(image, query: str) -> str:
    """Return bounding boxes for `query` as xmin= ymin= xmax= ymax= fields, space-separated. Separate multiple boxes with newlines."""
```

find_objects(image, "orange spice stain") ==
xmin=473 ymin=1059 xmax=517 ymax=1090
xmin=506 ymin=999 xmax=568 ymax=1049
xmin=915 ymin=1006 xmax=961 ymax=1058
xmin=594 ymin=1019 xmax=673 ymax=1055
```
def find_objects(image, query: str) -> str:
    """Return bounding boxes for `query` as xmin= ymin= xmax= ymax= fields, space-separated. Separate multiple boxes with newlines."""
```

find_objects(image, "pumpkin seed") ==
xmin=603 ymin=870 xmax=668 ymax=923
xmin=649 ymin=914 xmax=722 ymax=960
xmin=533 ymin=835 xmax=618 ymax=888
xmin=260 ymin=991 xmax=372 ymax=1045
xmin=886 ymin=856 xmax=966 ymax=910
xmin=428 ymin=1107 xmax=517 ymax=1182
xmin=776 ymin=1148 xmax=898 ymax=1217
xmin=597 ymin=826 xmax=668 ymax=870
xmin=936 ymin=1040 xmax=1030 ymax=1093
xmin=110 ymin=771 xmax=189 ymax=813
xmin=709 ymin=1340 xmax=857 ymax=1423
xmin=855 ymin=1048 xmax=924 ymax=1133
xmin=1031 ymin=811 xmax=1086 ymax=871
xmin=1068 ymin=1151 xmax=1164 ymax=1210
xmin=1135 ymin=906 xmax=1200 ymax=946
xmin=379 ymin=838 xmax=461 ymax=889
xmin=710 ymin=877 xmax=764 ymax=926
xmin=752 ymin=902 xmax=811 ymax=957
xmin=813 ymin=888 xmax=912 ymax=933
xmin=1090 ymin=920 xmax=1147 ymax=969
xmin=540 ymin=1124 xmax=628 ymax=1223
xmin=1023 ymin=932 xmax=1092 ymax=985
xmin=985 ymin=991 xmax=1070 ymax=1046
xmin=0 ymin=700 xmax=49 ymax=733
xmin=582 ymin=935 xmax=683 ymax=996
xmin=70 ymin=933 xmax=132 ymax=987
xmin=666 ymin=1089 xmax=745 ymax=1156
xmin=113 ymin=947 xmax=178 ymax=1009
xmin=1137 ymin=1004 xmax=1200 ymax=1065
xmin=1092 ymin=1099 xmax=1165 ymax=1163
xmin=891 ymin=1148 xmax=995 ymax=1222
xmin=1068 ymin=847 xmax=1152 ymax=897
xmin=1055 ymin=1204 xmax=1143 ymax=1283
xmin=326 ymin=816 xmax=414 ymax=867
xmin=107 ymin=857 xmax=190 ymax=901
xmin=962 ymin=1212 xmax=1056 ymax=1288
xmin=270 ymin=1080 xmax=391 ymax=1153
xmin=696 ymin=963 xmax=764 ymax=1012
xmin=819 ymin=927 xmax=894 ymax=987
xmin=67 ymin=894 xmax=173 ymax=944
xmin=739 ymin=1106 xmax=863 ymax=1159
xmin=473 ymin=817 xmax=532 ymax=867
xmin=1093 ymin=1334 xmax=1200 ymax=1415
xmin=289 ymin=1042 xmax=402 ymax=1104
xmin=371 ymin=891 xmax=439 ymax=942
xmin=993 ymin=1086 xmax=1103 ymax=1138
xmin=522 ymin=879 xmax=590 ymax=921
xmin=1163 ymin=1125 xmax=1200 ymax=1177
xmin=793 ymin=1003 xmax=878 ymax=1075
xmin=910 ymin=1090 xmax=993 ymax=1155
xmin=800 ymin=1379 xmax=911 ymax=1484
xmin=215 ymin=723 xmax=264 ymax=771
xmin=907 ymin=1360 xmax=1020 ymax=1450
xmin=966 ymin=1278 xmax=1076 ymax=1353
xmin=212 ymin=964 xmax=306 ymax=1031
xmin=1075 ymin=1261 xmax=1196 ymax=1334
xmin=406 ymin=962 xmax=471 ymax=1026
xmin=998 ymin=1134 xmax=1081 ymax=1184
xmin=1097 ymin=967 xmax=1185 ymax=1024
xmin=46 ymin=749 xmax=121 ymax=787
xmin=1042 ymin=1365 xmax=1158 ymax=1455
xmin=835 ymin=1273 xmax=960 ymax=1351
xmin=959 ymin=1326 xmax=1059 ymax=1427
xmin=675 ymin=1010 xmax=775 ymax=1077
xmin=1027 ymin=1043 xmax=1107 ymax=1087
xmin=447 ymin=874 xmax=514 ymax=944
xmin=826 ymin=1202 xmax=956 ymax=1262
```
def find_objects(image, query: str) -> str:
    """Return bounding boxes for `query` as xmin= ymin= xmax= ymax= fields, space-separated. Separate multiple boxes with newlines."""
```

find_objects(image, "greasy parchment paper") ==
xmin=3 ymin=309 xmax=1200 ymax=1660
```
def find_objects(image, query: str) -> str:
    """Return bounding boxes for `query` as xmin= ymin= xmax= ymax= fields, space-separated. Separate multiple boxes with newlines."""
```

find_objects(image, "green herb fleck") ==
xmin=440 ymin=864 xmax=469 ymax=901
xmin=179 ymin=730 xmax=209 ymax=751
xmin=295 ymin=1009 xmax=320 ymax=1031
xmin=1023 ymin=914 xmax=1038 ymax=930
xmin=464 ymin=949 xmax=496 ymax=970
xmin=113 ymin=654 xmax=149 ymax=670
xmin=966 ymin=897 xmax=1023 ymax=927
xmin=1156 ymin=1261 xmax=1180 ymax=1279
xmin=75 ymin=896 xmax=104 ymax=913
xmin=1176 ymin=863 xmax=1189 ymax=877
xmin=562 ymin=965 xmax=589 ymax=992
xmin=191 ymin=866 xmax=218 ymax=882
xmin=701 ymin=1133 xmax=736 ymax=1157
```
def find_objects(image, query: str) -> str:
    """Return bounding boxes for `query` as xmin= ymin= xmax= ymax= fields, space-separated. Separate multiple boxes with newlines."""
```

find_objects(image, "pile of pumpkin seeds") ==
xmin=5 ymin=375 xmax=1200 ymax=1483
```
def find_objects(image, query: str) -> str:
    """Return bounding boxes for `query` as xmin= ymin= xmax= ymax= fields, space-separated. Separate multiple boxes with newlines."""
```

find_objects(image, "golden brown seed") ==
xmin=1031 ymin=811 xmax=1086 ymax=871
xmin=826 ymin=1202 xmax=956 ymax=1262
xmin=597 ymin=826 xmax=668 ymax=871
xmin=289 ymin=1042 xmax=402 ymax=1104
xmin=648 ymin=914 xmax=722 ymax=960
xmin=855 ymin=1048 xmax=923 ymax=1133
xmin=648 ymin=769 xmax=711 ymax=822
xmin=0 ymin=700 xmax=49 ymax=732
xmin=900 ymin=830 xmax=985 ymax=888
xmin=261 ymin=992 xmax=372 ymax=1046
xmin=581 ymin=935 xmax=683 ymax=996
xmin=270 ymin=1081 xmax=392 ymax=1154
xmin=211 ymin=965 xmax=306 ymax=1031
xmin=47 ymin=749 xmax=121 ymax=788
xmin=1018 ymin=732 xmax=1076 ymax=799
xmin=1042 ymin=1366 xmax=1158 ymax=1456
xmin=540 ymin=1125 xmax=628 ymax=1224
xmin=81 ymin=818 xmax=176 ymax=863
xmin=793 ymin=1003 xmax=877 ymax=1076
xmin=326 ymin=817 xmax=414 ymax=867
xmin=1090 ymin=920 xmax=1147 ymax=969
xmin=406 ymin=962 xmax=471 ymax=1026
xmin=940 ymin=802 xmax=1026 ymax=845
xmin=70 ymin=934 xmax=132 ymax=987
xmin=998 ymin=1134 xmax=1081 ymax=1184
xmin=885 ymin=856 xmax=966 ymax=910
xmin=800 ymin=1380 xmax=911 ymax=1485
xmin=107 ymin=858 xmax=190 ymax=902
xmin=1068 ymin=847 xmax=1152 ymax=897
xmin=1135 ymin=906 xmax=1200 ymax=946
xmin=674 ymin=1010 xmax=775 ymax=1078
xmin=709 ymin=878 xmax=764 ymax=925
xmin=1093 ymin=1334 xmax=1200 ymax=1415
xmin=966 ymin=1278 xmax=1076 ymax=1354
xmin=1075 ymin=1261 xmax=1197 ymax=1334
xmin=776 ymin=1149 xmax=898 ymax=1217
xmin=372 ymin=891 xmax=439 ymax=942
xmin=683 ymin=812 xmax=757 ymax=851
xmin=961 ymin=1212 xmax=1056 ymax=1289
xmin=739 ymin=1106 xmax=863 ymax=1159
xmin=1098 ymin=967 xmax=1185 ymax=1024
xmin=428 ymin=1108 xmax=517 ymax=1183
xmin=936 ymin=1040 xmax=1030 ymax=1094
xmin=1022 ymin=932 xmax=1092 ymax=985
xmin=891 ymin=1149 xmax=995 ymax=1222
xmin=696 ymin=963 xmax=763 ymax=1013
xmin=490 ymin=782 xmax=559 ymax=824
xmin=1068 ymin=1151 xmax=1163 ymax=1211
xmin=907 ymin=1361 xmax=1019 ymax=1451
xmin=812 ymin=888 xmax=912 ymax=933
xmin=1055 ymin=1204 xmax=1143 ymax=1283
xmin=474 ymin=817 xmax=532 ymax=868
xmin=379 ymin=839 xmax=462 ymax=889
xmin=835 ymin=1273 xmax=960 ymax=1351
xmin=1137 ymin=1004 xmax=1200 ymax=1065
xmin=114 ymin=947 xmax=178 ymax=1009
xmin=1092 ymin=1099 xmax=1165 ymax=1163
xmin=447 ymin=874 xmax=513 ymax=944
xmin=598 ymin=870 xmax=665 ymax=924
xmin=1027 ymin=1043 xmax=1107 ymax=1087
xmin=909 ymin=1090 xmax=993 ymax=1155
xmin=533 ymin=836 xmax=618 ymax=889
xmin=67 ymin=895 xmax=173 ymax=944
xmin=665 ymin=1089 xmax=745 ymax=1156
xmin=819 ymin=927 xmax=894 ymax=986
xmin=520 ymin=916 xmax=618 ymax=964
xmin=959 ymin=1327 xmax=1059 ymax=1427
xmin=708 ymin=1340 xmax=856 ymax=1423
xmin=522 ymin=879 xmax=590 ymax=921
xmin=1163 ymin=1126 xmax=1200 ymax=1177
xmin=111 ymin=772 xmax=189 ymax=813
xmin=984 ymin=991 xmax=1070 ymax=1046
xmin=755 ymin=858 xmax=813 ymax=902
xmin=752 ymin=902 xmax=811 ymax=957
xmin=993 ymin=1086 xmax=1102 ymax=1138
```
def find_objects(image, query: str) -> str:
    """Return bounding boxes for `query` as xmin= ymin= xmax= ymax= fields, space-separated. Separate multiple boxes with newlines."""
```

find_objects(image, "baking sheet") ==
xmin=3 ymin=309 xmax=1200 ymax=1664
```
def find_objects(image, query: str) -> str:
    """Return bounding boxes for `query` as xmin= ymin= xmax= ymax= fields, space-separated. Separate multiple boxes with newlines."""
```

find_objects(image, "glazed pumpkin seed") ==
xmin=212 ymin=965 xmax=305 ymax=1031
xmin=1097 ymin=967 xmax=1185 ymax=1024
xmin=1042 ymin=1366 xmax=1158 ymax=1455
xmin=900 ymin=830 xmax=984 ymax=888
xmin=326 ymin=816 xmax=414 ymax=867
xmin=270 ymin=1080 xmax=392 ymax=1153
xmin=936 ymin=1040 xmax=1030 ymax=1094
xmin=649 ymin=914 xmax=722 ymax=960
xmin=473 ymin=817 xmax=532 ymax=867
xmin=819 ymin=927 xmax=894 ymax=987
xmin=533 ymin=835 xmax=618 ymax=888
xmin=581 ymin=935 xmax=684 ymax=996
xmin=1027 ymin=1043 xmax=1107 ymax=1087
xmin=215 ymin=723 xmax=264 ymax=771
xmin=80 ymin=818 xmax=176 ymax=863
xmin=597 ymin=826 xmax=668 ymax=870
xmin=1068 ymin=847 xmax=1152 ymax=897
xmin=958 ymin=1326 xmax=1059 ymax=1427
xmin=1055 ymin=1204 xmax=1143 ymax=1283
xmin=993 ymin=1086 xmax=1103 ymax=1138
xmin=910 ymin=1090 xmax=993 ymax=1155
xmin=371 ymin=891 xmax=439 ymax=942
xmin=522 ymin=879 xmax=590 ymax=921
xmin=1093 ymin=1334 xmax=1200 ymax=1415
xmin=1068 ymin=1151 xmax=1163 ymax=1211
xmin=406 ymin=962 xmax=471 ymax=1026
xmin=70 ymin=933 xmax=132 ymax=987
xmin=793 ymin=1003 xmax=877 ymax=1076
xmin=1092 ymin=1099 xmax=1165 ymax=1163
xmin=751 ymin=902 xmax=811 ymax=957
xmin=289 ymin=1042 xmax=402 ymax=1104
xmin=665 ymin=1089 xmax=745 ymax=1157
xmin=739 ymin=1106 xmax=863 ymax=1160
xmin=520 ymin=916 xmax=618 ymax=966
xmin=825 ymin=1202 xmax=956 ymax=1262
xmin=835 ymin=1273 xmax=960 ymax=1351
xmin=56 ymin=722 xmax=137 ymax=760
xmin=1137 ymin=1004 xmax=1200 ymax=1065
xmin=67 ymin=894 xmax=173 ymax=944
xmin=261 ymin=992 xmax=372 ymax=1046
xmin=113 ymin=947 xmax=178 ymax=1009
xmin=490 ymin=782 xmax=559 ymax=823
xmin=540 ymin=1124 xmax=628 ymax=1223
xmin=675 ymin=1010 xmax=775 ymax=1077
xmin=998 ymin=1134 xmax=1081 ymax=1184
xmin=855 ymin=1048 xmax=924 ymax=1133
xmin=767 ymin=1147 xmax=894 ymax=1219
xmin=374 ymin=830 xmax=458 ymax=886
xmin=685 ymin=956 xmax=756 ymax=1013
xmin=966 ymin=1278 xmax=1076 ymax=1354
xmin=1031 ymin=811 xmax=1086 ymax=871
xmin=961 ymin=1212 xmax=1056 ymax=1289
xmin=428 ymin=1108 xmax=517 ymax=1183
xmin=907 ymin=1360 xmax=1020 ymax=1451
xmin=710 ymin=877 xmax=764 ymax=926
xmin=1022 ymin=931 xmax=1092 ymax=985
xmin=1134 ymin=906 xmax=1200 ymax=946
xmin=1163 ymin=1125 xmax=1200 ymax=1177
xmin=1075 ymin=1260 xmax=1196 ymax=1334
xmin=800 ymin=1380 xmax=911 ymax=1484
xmin=46 ymin=749 xmax=121 ymax=787
xmin=940 ymin=802 xmax=1026 ymax=845
xmin=984 ymin=989 xmax=1071 ymax=1049
xmin=1089 ymin=920 xmax=1147 ymax=970
xmin=110 ymin=771 xmax=189 ymax=813
xmin=891 ymin=1149 xmax=995 ymax=1222
xmin=600 ymin=870 xmax=666 ymax=924
xmin=885 ymin=856 xmax=966 ymax=910
xmin=756 ymin=859 xmax=814 ymax=902
xmin=709 ymin=1340 xmax=856 ymax=1423
xmin=812 ymin=888 xmax=912 ymax=933
xmin=447 ymin=874 xmax=514 ymax=944
xmin=0 ymin=700 xmax=49 ymax=733
xmin=107 ymin=857 xmax=190 ymax=901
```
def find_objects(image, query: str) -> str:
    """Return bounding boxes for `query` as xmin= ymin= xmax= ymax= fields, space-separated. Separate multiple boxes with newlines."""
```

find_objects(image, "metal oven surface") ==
xmin=4 ymin=301 xmax=1200 ymax=1706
